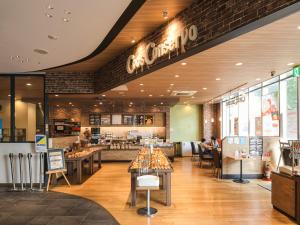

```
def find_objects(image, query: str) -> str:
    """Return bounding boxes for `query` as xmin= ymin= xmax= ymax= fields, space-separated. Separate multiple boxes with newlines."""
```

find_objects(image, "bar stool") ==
xmin=136 ymin=153 xmax=159 ymax=217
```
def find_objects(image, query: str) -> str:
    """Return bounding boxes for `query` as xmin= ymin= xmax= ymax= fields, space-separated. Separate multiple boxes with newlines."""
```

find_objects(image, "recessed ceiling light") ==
xmin=167 ymin=89 xmax=171 ymax=92
xmin=64 ymin=10 xmax=71 ymax=14
xmin=55 ymin=94 xmax=59 ymax=97
xmin=235 ymin=62 xmax=243 ymax=66
xmin=216 ymin=78 xmax=221 ymax=81
xmin=34 ymin=49 xmax=48 ymax=55
xmin=26 ymin=83 xmax=32 ymax=86
xmin=102 ymin=94 xmax=106 ymax=97
xmin=48 ymin=35 xmax=58 ymax=40
xmin=131 ymin=39 xmax=136 ymax=44
xmin=8 ymin=94 xmax=11 ymax=97
xmin=170 ymin=83 xmax=174 ymax=86
xmin=160 ymin=94 xmax=164 ymax=97
xmin=162 ymin=11 xmax=168 ymax=20
xmin=69 ymin=102 xmax=72 ymax=105
xmin=160 ymin=102 xmax=164 ymax=105
xmin=149 ymin=94 xmax=153 ymax=97
xmin=181 ymin=62 xmax=187 ymax=66
xmin=174 ymin=75 xmax=180 ymax=78
xmin=256 ymin=78 xmax=261 ymax=81
xmin=56 ymin=105 xmax=60 ymax=107
xmin=139 ymin=83 xmax=144 ymax=86
xmin=45 ymin=13 xmax=53 ymax=18
xmin=99 ymin=102 xmax=103 ymax=105
xmin=297 ymin=26 xmax=300 ymax=30
xmin=153 ymin=104 xmax=157 ymax=107
xmin=63 ymin=18 xmax=70 ymax=22
xmin=130 ymin=102 xmax=133 ymax=105
xmin=202 ymin=87 xmax=207 ymax=90
xmin=287 ymin=62 xmax=295 ymax=66
xmin=140 ymin=89 xmax=144 ymax=92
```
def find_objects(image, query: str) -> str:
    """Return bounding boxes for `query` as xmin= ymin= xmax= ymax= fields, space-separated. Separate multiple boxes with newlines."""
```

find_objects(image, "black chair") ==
xmin=198 ymin=144 xmax=213 ymax=168
xmin=212 ymin=148 xmax=222 ymax=178
xmin=191 ymin=142 xmax=198 ymax=161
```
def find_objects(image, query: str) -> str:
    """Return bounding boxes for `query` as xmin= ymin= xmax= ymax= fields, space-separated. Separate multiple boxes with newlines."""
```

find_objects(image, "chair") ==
xmin=212 ymin=148 xmax=222 ymax=179
xmin=136 ymin=153 xmax=159 ymax=217
xmin=277 ymin=141 xmax=291 ymax=171
xmin=191 ymin=142 xmax=198 ymax=161
xmin=198 ymin=144 xmax=213 ymax=168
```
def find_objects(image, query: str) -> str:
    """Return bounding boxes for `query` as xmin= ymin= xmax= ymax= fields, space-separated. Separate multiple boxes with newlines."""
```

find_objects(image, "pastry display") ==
xmin=66 ymin=147 xmax=101 ymax=159
xmin=130 ymin=148 xmax=172 ymax=170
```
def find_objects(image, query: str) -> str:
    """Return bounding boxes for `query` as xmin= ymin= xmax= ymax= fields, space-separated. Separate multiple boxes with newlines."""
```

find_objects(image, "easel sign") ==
xmin=46 ymin=149 xmax=70 ymax=191
xmin=47 ymin=149 xmax=65 ymax=171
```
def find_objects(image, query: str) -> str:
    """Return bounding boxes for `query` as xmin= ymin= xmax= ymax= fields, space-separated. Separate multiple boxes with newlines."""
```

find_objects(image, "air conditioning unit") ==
xmin=171 ymin=91 xmax=197 ymax=97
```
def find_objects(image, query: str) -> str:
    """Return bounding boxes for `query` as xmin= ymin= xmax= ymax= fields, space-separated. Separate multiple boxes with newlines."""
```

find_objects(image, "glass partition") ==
xmin=0 ymin=77 xmax=11 ymax=142
xmin=249 ymin=89 xmax=262 ymax=136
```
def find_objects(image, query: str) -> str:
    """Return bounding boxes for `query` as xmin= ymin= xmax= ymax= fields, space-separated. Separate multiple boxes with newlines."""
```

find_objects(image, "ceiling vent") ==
xmin=171 ymin=91 xmax=197 ymax=97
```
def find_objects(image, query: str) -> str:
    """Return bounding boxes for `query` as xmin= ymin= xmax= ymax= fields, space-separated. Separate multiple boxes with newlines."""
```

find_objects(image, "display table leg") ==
xmin=89 ymin=155 xmax=93 ymax=175
xmin=166 ymin=173 xmax=171 ymax=206
xmin=131 ymin=173 xmax=137 ymax=207
xmin=76 ymin=160 xmax=82 ymax=184
xmin=98 ymin=151 xmax=102 ymax=169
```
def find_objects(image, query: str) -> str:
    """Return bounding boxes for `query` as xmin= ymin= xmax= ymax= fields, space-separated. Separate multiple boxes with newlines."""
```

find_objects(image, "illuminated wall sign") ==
xmin=293 ymin=65 xmax=300 ymax=77
xmin=126 ymin=24 xmax=198 ymax=74
xmin=226 ymin=95 xmax=245 ymax=106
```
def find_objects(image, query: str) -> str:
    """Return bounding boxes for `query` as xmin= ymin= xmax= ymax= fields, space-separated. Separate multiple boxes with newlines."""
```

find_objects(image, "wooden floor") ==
xmin=53 ymin=157 xmax=296 ymax=225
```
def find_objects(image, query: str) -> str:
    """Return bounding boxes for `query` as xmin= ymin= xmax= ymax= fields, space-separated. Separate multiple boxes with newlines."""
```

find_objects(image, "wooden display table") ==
xmin=128 ymin=148 xmax=173 ymax=207
xmin=65 ymin=147 xmax=102 ymax=184
xmin=272 ymin=172 xmax=300 ymax=224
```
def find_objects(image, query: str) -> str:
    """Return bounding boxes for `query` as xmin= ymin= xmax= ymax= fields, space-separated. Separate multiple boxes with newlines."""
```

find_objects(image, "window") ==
xmin=222 ymin=101 xmax=230 ymax=137
xmin=229 ymin=96 xmax=239 ymax=136
xmin=280 ymin=77 xmax=297 ymax=140
xmin=262 ymin=83 xmax=279 ymax=136
xmin=15 ymin=76 xmax=44 ymax=142
xmin=249 ymin=89 xmax=262 ymax=136
xmin=0 ymin=77 xmax=11 ymax=142
xmin=238 ymin=93 xmax=248 ymax=136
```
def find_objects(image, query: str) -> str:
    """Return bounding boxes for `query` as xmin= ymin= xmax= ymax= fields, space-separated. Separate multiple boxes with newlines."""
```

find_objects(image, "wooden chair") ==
xmin=198 ymin=144 xmax=213 ymax=168
xmin=212 ymin=148 xmax=222 ymax=179
xmin=191 ymin=142 xmax=199 ymax=161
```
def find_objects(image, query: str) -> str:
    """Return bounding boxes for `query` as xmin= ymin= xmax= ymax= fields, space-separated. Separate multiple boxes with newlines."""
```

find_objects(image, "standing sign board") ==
xmin=47 ymin=149 xmax=65 ymax=171
xmin=46 ymin=149 xmax=70 ymax=191
xmin=35 ymin=135 xmax=47 ymax=153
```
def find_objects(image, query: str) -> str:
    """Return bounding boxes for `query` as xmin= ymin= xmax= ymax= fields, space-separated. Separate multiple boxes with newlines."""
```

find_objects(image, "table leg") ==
xmin=98 ymin=151 xmax=102 ymax=169
xmin=89 ymin=155 xmax=93 ymax=175
xmin=131 ymin=172 xmax=137 ymax=207
xmin=76 ymin=160 xmax=82 ymax=184
xmin=162 ymin=173 xmax=167 ymax=190
xmin=165 ymin=173 xmax=171 ymax=206
xmin=233 ymin=160 xmax=249 ymax=184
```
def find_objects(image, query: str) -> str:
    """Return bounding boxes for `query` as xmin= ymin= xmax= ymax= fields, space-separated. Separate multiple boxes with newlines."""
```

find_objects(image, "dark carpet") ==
xmin=0 ymin=190 xmax=120 ymax=225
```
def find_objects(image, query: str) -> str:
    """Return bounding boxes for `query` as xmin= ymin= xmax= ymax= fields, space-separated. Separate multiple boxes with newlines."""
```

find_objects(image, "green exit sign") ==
xmin=293 ymin=66 xmax=300 ymax=77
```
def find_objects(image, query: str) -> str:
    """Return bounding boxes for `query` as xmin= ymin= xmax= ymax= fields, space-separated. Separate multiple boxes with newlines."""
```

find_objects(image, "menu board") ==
xmin=123 ymin=115 xmax=134 ymax=125
xmin=101 ymin=114 xmax=111 ymax=125
xmin=249 ymin=137 xmax=263 ymax=156
xmin=89 ymin=114 xmax=100 ymax=125
xmin=145 ymin=115 xmax=154 ymax=125
xmin=47 ymin=149 xmax=65 ymax=171
xmin=135 ymin=115 xmax=145 ymax=125
xmin=112 ymin=114 xmax=122 ymax=125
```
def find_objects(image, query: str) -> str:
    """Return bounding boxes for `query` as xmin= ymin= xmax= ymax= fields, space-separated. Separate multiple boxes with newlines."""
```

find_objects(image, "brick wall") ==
xmin=203 ymin=103 xmax=221 ymax=140
xmin=45 ymin=72 xmax=95 ymax=94
xmin=95 ymin=0 xmax=300 ymax=92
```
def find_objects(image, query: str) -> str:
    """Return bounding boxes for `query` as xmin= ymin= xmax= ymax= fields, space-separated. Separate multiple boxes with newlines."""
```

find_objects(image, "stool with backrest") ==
xmin=191 ymin=142 xmax=199 ymax=161
xmin=212 ymin=148 xmax=222 ymax=178
xmin=136 ymin=152 xmax=160 ymax=217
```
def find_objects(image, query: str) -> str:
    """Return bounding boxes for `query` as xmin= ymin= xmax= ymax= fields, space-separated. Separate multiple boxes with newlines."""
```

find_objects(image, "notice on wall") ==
xmin=234 ymin=118 xmax=239 ymax=135
xmin=249 ymin=137 xmax=263 ymax=157
xmin=47 ymin=149 xmax=65 ymax=171
xmin=35 ymin=135 xmax=47 ymax=153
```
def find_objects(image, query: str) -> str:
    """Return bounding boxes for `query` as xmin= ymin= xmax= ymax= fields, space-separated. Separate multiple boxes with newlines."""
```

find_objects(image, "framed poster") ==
xmin=47 ymin=149 xmax=65 ymax=171
xmin=101 ymin=114 xmax=111 ymax=125
xmin=123 ymin=115 xmax=134 ymax=125
xmin=145 ymin=115 xmax=154 ymax=125
xmin=112 ymin=114 xmax=122 ymax=125
xmin=35 ymin=134 xmax=47 ymax=153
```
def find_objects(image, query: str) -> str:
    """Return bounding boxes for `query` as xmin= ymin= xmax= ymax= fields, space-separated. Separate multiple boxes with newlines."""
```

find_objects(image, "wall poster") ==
xmin=262 ymin=91 xmax=279 ymax=136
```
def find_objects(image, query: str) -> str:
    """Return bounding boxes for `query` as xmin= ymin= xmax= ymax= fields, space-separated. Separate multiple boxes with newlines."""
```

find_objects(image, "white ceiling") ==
xmin=0 ymin=0 xmax=131 ymax=73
